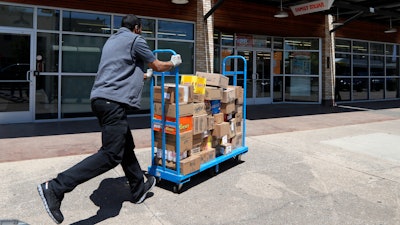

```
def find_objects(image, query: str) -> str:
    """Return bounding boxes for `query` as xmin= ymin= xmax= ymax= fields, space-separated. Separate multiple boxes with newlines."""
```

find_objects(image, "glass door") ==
xmin=0 ymin=31 xmax=35 ymax=123
xmin=237 ymin=49 xmax=272 ymax=104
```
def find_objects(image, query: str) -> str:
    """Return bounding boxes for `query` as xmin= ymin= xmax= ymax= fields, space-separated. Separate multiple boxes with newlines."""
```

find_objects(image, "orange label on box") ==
xmin=153 ymin=115 xmax=193 ymax=134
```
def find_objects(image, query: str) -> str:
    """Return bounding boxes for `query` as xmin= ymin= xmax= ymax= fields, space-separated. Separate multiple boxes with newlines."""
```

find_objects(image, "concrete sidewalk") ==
xmin=1 ymin=102 xmax=400 ymax=224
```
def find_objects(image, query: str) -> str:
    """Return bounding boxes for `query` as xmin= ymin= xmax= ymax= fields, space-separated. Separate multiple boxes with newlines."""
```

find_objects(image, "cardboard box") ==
xmin=212 ymin=122 xmax=230 ymax=138
xmin=207 ymin=115 xmax=215 ymax=130
xmin=154 ymin=84 xmax=184 ymax=104
xmin=196 ymin=72 xmax=229 ymax=88
xmin=193 ymin=93 xmax=205 ymax=103
xmin=235 ymin=86 xmax=244 ymax=105
xmin=192 ymin=114 xmax=208 ymax=135
xmin=155 ymin=148 xmax=188 ymax=162
xmin=154 ymin=131 xmax=193 ymax=153
xmin=221 ymin=87 xmax=236 ymax=103
xmin=205 ymin=87 xmax=223 ymax=100
xmin=193 ymin=102 xmax=207 ymax=116
xmin=198 ymin=148 xmax=215 ymax=164
xmin=180 ymin=155 xmax=201 ymax=175
xmin=214 ymin=113 xmax=224 ymax=124
xmin=236 ymin=120 xmax=242 ymax=133
xmin=154 ymin=84 xmax=192 ymax=104
xmin=231 ymin=132 xmax=243 ymax=148
xmin=234 ymin=111 xmax=243 ymax=122
xmin=154 ymin=102 xmax=193 ymax=118
xmin=155 ymin=154 xmax=201 ymax=175
xmin=229 ymin=118 xmax=236 ymax=138
xmin=153 ymin=115 xmax=192 ymax=134
xmin=219 ymin=143 xmax=232 ymax=155
xmin=221 ymin=101 xmax=235 ymax=114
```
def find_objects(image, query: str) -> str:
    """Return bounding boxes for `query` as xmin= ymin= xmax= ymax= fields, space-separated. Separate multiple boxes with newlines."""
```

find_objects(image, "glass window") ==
xmin=220 ymin=47 xmax=234 ymax=72
xmin=0 ymin=4 xmax=33 ymax=28
xmin=115 ymin=16 xmax=156 ymax=38
xmin=335 ymin=53 xmax=351 ymax=76
xmin=37 ymin=33 xmax=59 ymax=72
xmin=273 ymin=51 xmax=284 ymax=75
xmin=35 ymin=75 xmax=58 ymax=119
xmin=158 ymin=20 xmax=194 ymax=40
xmin=335 ymin=39 xmax=351 ymax=52
xmin=158 ymin=41 xmax=194 ymax=74
xmin=353 ymin=55 xmax=368 ymax=76
xmin=37 ymin=8 xmax=60 ymax=30
xmin=370 ymin=78 xmax=384 ymax=100
xmin=370 ymin=43 xmax=384 ymax=55
xmin=386 ymin=44 xmax=399 ymax=56
xmin=62 ymin=35 xmax=107 ymax=73
xmin=284 ymin=76 xmax=318 ymax=102
xmin=386 ymin=57 xmax=399 ymax=76
xmin=63 ymin=11 xmax=111 ymax=34
xmin=335 ymin=78 xmax=351 ymax=101
xmin=284 ymin=39 xmax=319 ymax=50
xmin=352 ymin=41 xmax=368 ymax=54
xmin=285 ymin=52 xmax=319 ymax=75
xmin=370 ymin=56 xmax=384 ymax=76
xmin=273 ymin=38 xmax=283 ymax=50
xmin=253 ymin=35 xmax=271 ymax=48
xmin=221 ymin=33 xmax=234 ymax=46
xmin=61 ymin=76 xmax=94 ymax=118
xmin=353 ymin=78 xmax=368 ymax=100
xmin=273 ymin=76 xmax=283 ymax=102
xmin=386 ymin=78 xmax=399 ymax=99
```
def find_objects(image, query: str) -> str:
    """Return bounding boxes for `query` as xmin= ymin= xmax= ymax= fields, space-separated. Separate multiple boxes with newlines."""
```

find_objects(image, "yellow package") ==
xmin=194 ymin=77 xmax=206 ymax=94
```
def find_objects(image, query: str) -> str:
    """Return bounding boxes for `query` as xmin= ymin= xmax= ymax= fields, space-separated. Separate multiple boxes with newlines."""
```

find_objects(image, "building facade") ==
xmin=0 ymin=0 xmax=399 ymax=124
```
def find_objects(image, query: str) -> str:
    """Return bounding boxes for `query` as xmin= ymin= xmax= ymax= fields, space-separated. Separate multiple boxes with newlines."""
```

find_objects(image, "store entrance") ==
xmin=237 ymin=49 xmax=272 ymax=104
xmin=0 ymin=31 xmax=35 ymax=124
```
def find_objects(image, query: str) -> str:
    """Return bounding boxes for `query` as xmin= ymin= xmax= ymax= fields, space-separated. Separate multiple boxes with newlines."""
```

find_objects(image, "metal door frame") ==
xmin=236 ymin=48 xmax=273 ymax=105
xmin=0 ymin=28 xmax=36 ymax=124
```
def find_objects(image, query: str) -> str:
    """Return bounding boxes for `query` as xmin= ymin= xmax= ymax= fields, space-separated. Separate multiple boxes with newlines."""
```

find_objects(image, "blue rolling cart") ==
xmin=148 ymin=50 xmax=248 ymax=193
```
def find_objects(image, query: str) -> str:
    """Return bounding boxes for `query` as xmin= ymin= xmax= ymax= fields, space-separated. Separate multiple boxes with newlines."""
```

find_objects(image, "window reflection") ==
xmin=62 ymin=35 xmax=107 ymax=73
xmin=61 ymin=76 xmax=94 ymax=118
xmin=37 ymin=8 xmax=59 ymax=30
xmin=285 ymin=52 xmax=319 ymax=75
xmin=335 ymin=78 xmax=351 ymax=101
xmin=353 ymin=78 xmax=368 ymax=100
xmin=63 ymin=11 xmax=111 ymax=34
xmin=0 ymin=4 xmax=33 ymax=28
xmin=284 ymin=39 xmax=319 ymax=50
xmin=158 ymin=20 xmax=194 ymax=40
xmin=37 ymin=33 xmax=59 ymax=72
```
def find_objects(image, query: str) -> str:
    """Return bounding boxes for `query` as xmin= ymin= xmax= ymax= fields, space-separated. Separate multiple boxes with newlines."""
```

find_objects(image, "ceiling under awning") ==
xmin=249 ymin=0 xmax=400 ymax=28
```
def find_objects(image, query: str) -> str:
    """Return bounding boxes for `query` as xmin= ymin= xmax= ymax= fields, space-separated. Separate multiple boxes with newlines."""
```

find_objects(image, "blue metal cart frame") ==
xmin=148 ymin=50 xmax=248 ymax=192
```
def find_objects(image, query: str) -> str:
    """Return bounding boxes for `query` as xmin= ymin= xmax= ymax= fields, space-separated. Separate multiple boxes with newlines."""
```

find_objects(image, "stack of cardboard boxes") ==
xmin=153 ymin=72 xmax=244 ymax=175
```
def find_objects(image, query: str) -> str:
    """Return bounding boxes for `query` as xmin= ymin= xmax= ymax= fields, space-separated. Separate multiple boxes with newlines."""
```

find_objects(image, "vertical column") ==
xmin=322 ymin=14 xmax=336 ymax=106
xmin=196 ymin=0 xmax=214 ymax=73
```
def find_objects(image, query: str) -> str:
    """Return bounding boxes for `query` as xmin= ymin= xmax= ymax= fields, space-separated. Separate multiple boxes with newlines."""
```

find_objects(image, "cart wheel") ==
xmin=173 ymin=183 xmax=183 ymax=193
xmin=208 ymin=165 xmax=219 ymax=177
xmin=234 ymin=154 xmax=242 ymax=163
xmin=155 ymin=177 xmax=162 ymax=184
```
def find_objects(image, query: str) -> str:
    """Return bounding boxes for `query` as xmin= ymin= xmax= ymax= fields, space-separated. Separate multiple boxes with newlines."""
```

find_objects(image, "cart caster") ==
xmin=173 ymin=183 xmax=183 ymax=193
xmin=234 ymin=154 xmax=242 ymax=163
xmin=155 ymin=177 xmax=162 ymax=184
xmin=208 ymin=165 xmax=219 ymax=177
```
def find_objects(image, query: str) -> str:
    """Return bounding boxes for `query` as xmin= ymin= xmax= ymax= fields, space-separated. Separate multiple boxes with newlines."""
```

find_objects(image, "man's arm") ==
xmin=148 ymin=59 xmax=174 ymax=72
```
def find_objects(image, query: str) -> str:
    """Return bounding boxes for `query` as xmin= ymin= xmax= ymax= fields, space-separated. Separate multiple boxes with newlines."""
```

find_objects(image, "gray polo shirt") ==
xmin=90 ymin=27 xmax=156 ymax=109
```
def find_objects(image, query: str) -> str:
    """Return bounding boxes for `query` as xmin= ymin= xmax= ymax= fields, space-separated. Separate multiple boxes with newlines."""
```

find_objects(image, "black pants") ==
xmin=50 ymin=98 xmax=144 ymax=200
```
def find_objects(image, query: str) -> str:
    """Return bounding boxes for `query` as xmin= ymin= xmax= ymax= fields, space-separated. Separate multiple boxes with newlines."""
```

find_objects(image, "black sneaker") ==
xmin=134 ymin=176 xmax=156 ymax=204
xmin=37 ymin=181 xmax=64 ymax=224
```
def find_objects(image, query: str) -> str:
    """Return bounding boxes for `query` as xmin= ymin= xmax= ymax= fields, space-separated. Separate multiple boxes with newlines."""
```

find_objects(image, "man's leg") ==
xmin=50 ymin=99 xmax=128 ymax=197
xmin=121 ymin=127 xmax=145 ymax=200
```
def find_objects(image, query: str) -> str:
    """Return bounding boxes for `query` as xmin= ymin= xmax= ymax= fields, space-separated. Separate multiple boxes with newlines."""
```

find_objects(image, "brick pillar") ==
xmin=322 ymin=14 xmax=336 ymax=106
xmin=196 ymin=0 xmax=214 ymax=73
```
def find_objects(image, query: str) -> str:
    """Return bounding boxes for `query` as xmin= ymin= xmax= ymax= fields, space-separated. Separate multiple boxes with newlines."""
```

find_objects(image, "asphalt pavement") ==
xmin=1 ymin=100 xmax=400 ymax=225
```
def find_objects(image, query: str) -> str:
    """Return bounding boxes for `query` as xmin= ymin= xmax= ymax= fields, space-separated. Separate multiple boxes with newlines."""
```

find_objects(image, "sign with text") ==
xmin=290 ymin=0 xmax=334 ymax=16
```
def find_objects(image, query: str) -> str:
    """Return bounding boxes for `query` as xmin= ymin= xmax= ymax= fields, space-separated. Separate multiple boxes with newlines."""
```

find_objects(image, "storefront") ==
xmin=0 ymin=0 xmax=399 ymax=124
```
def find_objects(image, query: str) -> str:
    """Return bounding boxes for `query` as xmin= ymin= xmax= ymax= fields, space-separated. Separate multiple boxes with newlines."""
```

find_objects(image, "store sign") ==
xmin=290 ymin=0 xmax=334 ymax=16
